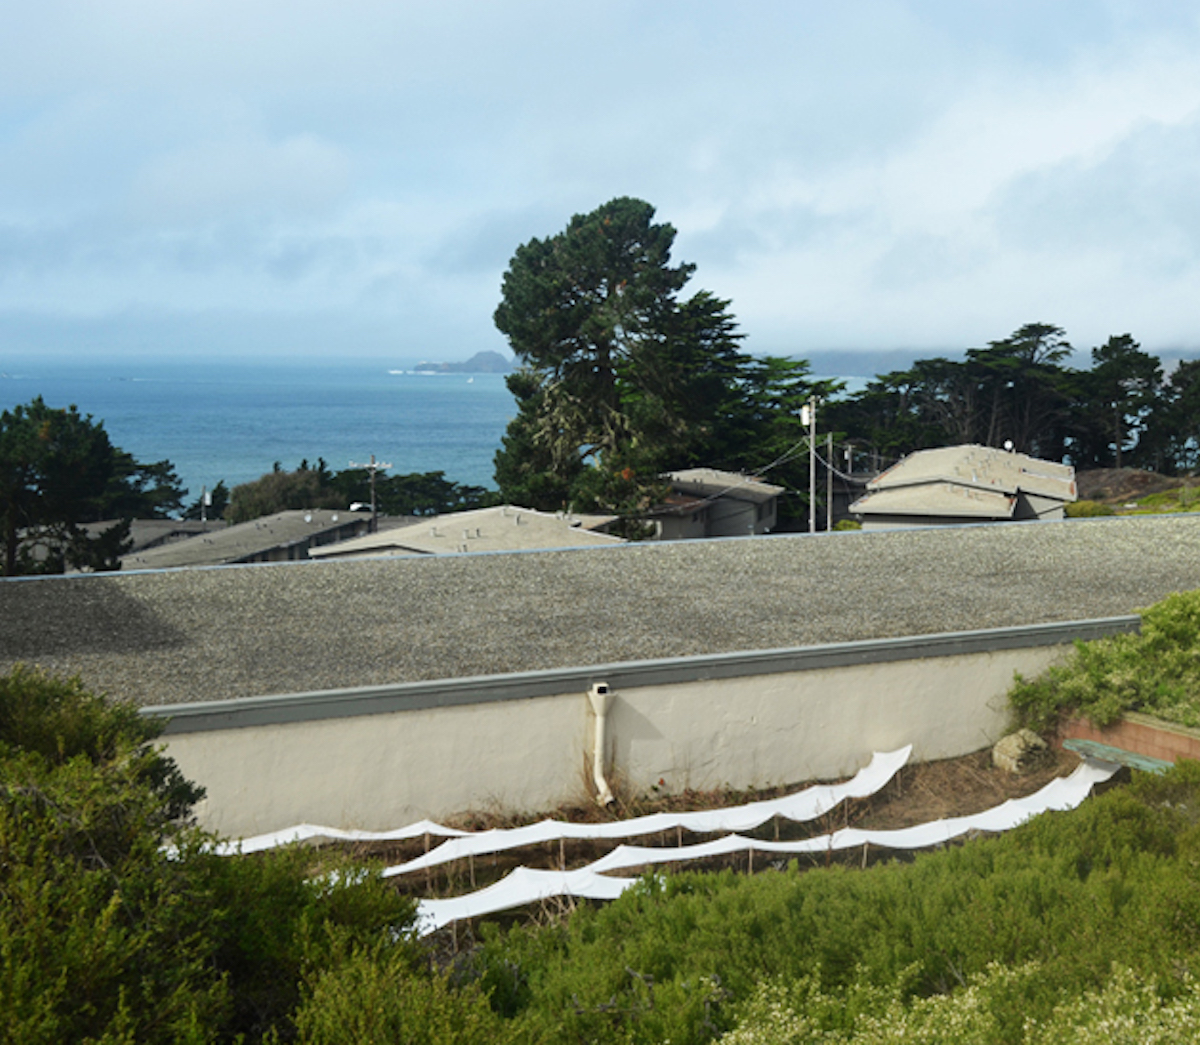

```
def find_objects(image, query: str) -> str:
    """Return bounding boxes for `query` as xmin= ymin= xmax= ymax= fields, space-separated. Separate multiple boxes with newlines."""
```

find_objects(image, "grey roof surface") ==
xmin=3 ymin=513 xmax=1199 ymax=709
xmin=309 ymin=505 xmax=625 ymax=559
xmin=84 ymin=519 xmax=209 ymax=554
xmin=867 ymin=445 xmax=1077 ymax=502
xmin=851 ymin=482 xmax=1018 ymax=519
xmin=118 ymin=510 xmax=417 ymax=569
xmin=662 ymin=468 xmax=784 ymax=503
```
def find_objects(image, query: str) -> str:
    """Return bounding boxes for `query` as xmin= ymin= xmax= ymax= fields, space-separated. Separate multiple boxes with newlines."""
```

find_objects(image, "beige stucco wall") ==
xmin=162 ymin=643 xmax=1069 ymax=839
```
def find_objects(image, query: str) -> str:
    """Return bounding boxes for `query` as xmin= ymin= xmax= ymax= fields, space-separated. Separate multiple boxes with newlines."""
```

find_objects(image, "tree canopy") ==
xmin=225 ymin=458 xmax=495 ymax=524
xmin=0 ymin=397 xmax=184 ymax=576
xmin=824 ymin=325 xmax=1198 ymax=477
xmin=492 ymin=197 xmax=835 ymax=523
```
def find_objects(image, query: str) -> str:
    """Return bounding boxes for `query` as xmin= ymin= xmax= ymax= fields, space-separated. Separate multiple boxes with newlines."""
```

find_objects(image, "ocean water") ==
xmin=0 ymin=359 xmax=517 ymax=505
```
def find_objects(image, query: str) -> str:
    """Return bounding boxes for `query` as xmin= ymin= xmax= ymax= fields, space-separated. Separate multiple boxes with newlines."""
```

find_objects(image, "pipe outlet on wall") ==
xmin=587 ymin=681 xmax=615 ymax=806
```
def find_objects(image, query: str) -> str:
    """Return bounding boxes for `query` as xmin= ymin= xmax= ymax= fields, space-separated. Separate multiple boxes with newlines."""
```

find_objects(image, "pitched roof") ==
xmin=864 ymin=445 xmax=1076 ymax=500
xmin=307 ymin=505 xmax=625 ymax=559
xmin=662 ymin=468 xmax=784 ymax=504
xmin=120 ymin=509 xmax=398 ymax=569
xmin=851 ymin=482 xmax=1018 ymax=520
xmin=850 ymin=445 xmax=1076 ymax=519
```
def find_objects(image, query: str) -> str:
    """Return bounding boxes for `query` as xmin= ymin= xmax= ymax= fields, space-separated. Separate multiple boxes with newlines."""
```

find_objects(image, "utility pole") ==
xmin=349 ymin=453 xmax=392 ymax=533
xmin=826 ymin=432 xmax=833 ymax=532
xmin=801 ymin=397 xmax=819 ymax=534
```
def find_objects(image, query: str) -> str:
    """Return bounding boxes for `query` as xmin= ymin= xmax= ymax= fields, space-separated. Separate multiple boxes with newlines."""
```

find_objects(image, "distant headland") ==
xmin=411 ymin=350 xmax=513 ymax=374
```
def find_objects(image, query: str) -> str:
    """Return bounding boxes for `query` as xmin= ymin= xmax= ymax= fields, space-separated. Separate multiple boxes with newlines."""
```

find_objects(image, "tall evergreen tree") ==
xmin=0 ymin=397 xmax=185 ymax=575
xmin=1071 ymin=334 xmax=1162 ymax=469
xmin=492 ymin=198 xmax=751 ymax=514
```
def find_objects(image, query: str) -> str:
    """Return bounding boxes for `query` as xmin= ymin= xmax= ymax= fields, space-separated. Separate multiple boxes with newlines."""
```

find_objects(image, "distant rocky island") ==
xmin=411 ymin=350 xmax=513 ymax=374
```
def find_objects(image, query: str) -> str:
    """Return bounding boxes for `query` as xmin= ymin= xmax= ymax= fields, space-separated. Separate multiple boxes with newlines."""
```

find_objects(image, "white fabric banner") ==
xmin=213 ymin=818 xmax=469 ymax=856
xmin=412 ymin=757 xmax=1119 ymax=936
xmin=416 ymin=866 xmax=637 ymax=934
xmin=584 ymin=757 xmax=1119 ymax=873
xmin=384 ymin=746 xmax=912 ymax=878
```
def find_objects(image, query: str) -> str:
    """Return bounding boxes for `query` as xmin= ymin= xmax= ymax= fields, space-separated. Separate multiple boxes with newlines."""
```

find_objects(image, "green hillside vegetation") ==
xmin=1011 ymin=589 xmax=1200 ymax=730
xmin=1122 ymin=483 xmax=1200 ymax=514
xmin=1063 ymin=498 xmax=1115 ymax=517
xmin=0 ymin=665 xmax=468 ymax=1044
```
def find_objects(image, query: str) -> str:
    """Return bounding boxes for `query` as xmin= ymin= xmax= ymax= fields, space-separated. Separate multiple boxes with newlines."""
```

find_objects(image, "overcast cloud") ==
xmin=2 ymin=0 xmax=1199 ymax=364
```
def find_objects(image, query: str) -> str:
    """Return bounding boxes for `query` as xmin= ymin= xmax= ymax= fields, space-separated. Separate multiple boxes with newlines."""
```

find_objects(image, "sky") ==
xmin=3 ymin=0 xmax=1200 ymax=370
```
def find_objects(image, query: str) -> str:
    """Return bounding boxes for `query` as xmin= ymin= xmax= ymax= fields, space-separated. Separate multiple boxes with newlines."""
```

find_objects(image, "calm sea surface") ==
xmin=0 ymin=359 xmax=517 ymax=504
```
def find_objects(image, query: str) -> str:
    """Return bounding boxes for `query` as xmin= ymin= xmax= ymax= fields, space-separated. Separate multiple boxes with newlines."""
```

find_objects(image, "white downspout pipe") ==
xmin=587 ymin=682 xmax=615 ymax=806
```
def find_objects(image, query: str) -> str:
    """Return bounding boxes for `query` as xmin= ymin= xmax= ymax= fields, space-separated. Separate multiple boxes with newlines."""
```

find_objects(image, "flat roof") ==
xmin=4 ymin=514 xmax=1198 ymax=709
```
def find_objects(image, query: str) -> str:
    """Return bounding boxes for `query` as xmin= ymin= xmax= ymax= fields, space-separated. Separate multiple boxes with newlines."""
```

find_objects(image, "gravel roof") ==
xmin=3 ymin=514 xmax=1199 ymax=709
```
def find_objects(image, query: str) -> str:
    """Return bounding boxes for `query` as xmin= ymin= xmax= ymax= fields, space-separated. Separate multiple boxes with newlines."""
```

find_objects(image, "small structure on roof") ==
xmin=307 ymin=504 xmax=625 ymax=559
xmin=648 ymin=468 xmax=784 ymax=540
xmin=850 ymin=445 xmax=1076 ymax=530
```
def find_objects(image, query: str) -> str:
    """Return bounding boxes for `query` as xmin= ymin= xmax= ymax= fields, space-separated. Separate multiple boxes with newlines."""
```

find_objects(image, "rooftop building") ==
xmin=850 ymin=445 xmax=1076 ymax=529
xmin=650 ymin=468 xmax=785 ymax=539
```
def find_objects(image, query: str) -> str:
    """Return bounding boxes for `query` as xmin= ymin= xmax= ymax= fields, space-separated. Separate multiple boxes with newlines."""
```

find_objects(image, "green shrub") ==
xmin=291 ymin=934 xmax=511 ymax=1045
xmin=1010 ymin=589 xmax=1200 ymax=730
xmin=0 ymin=683 xmax=226 ymax=1042
xmin=0 ymin=666 xmax=419 ymax=1043
xmin=720 ymin=963 xmax=1200 ymax=1044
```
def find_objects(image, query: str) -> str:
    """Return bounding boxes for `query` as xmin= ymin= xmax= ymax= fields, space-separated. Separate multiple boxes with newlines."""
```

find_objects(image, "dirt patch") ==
xmin=851 ymin=746 xmax=1083 ymax=830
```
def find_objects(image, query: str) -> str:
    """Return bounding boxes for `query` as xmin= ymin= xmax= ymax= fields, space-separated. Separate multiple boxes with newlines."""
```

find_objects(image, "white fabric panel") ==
xmin=411 ymin=758 xmax=1119 ymax=934
xmin=383 ymin=746 xmax=912 ymax=878
xmin=415 ymin=867 xmax=637 ymax=934
xmin=585 ymin=758 xmax=1118 ymax=873
xmin=213 ymin=818 xmax=469 ymax=856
